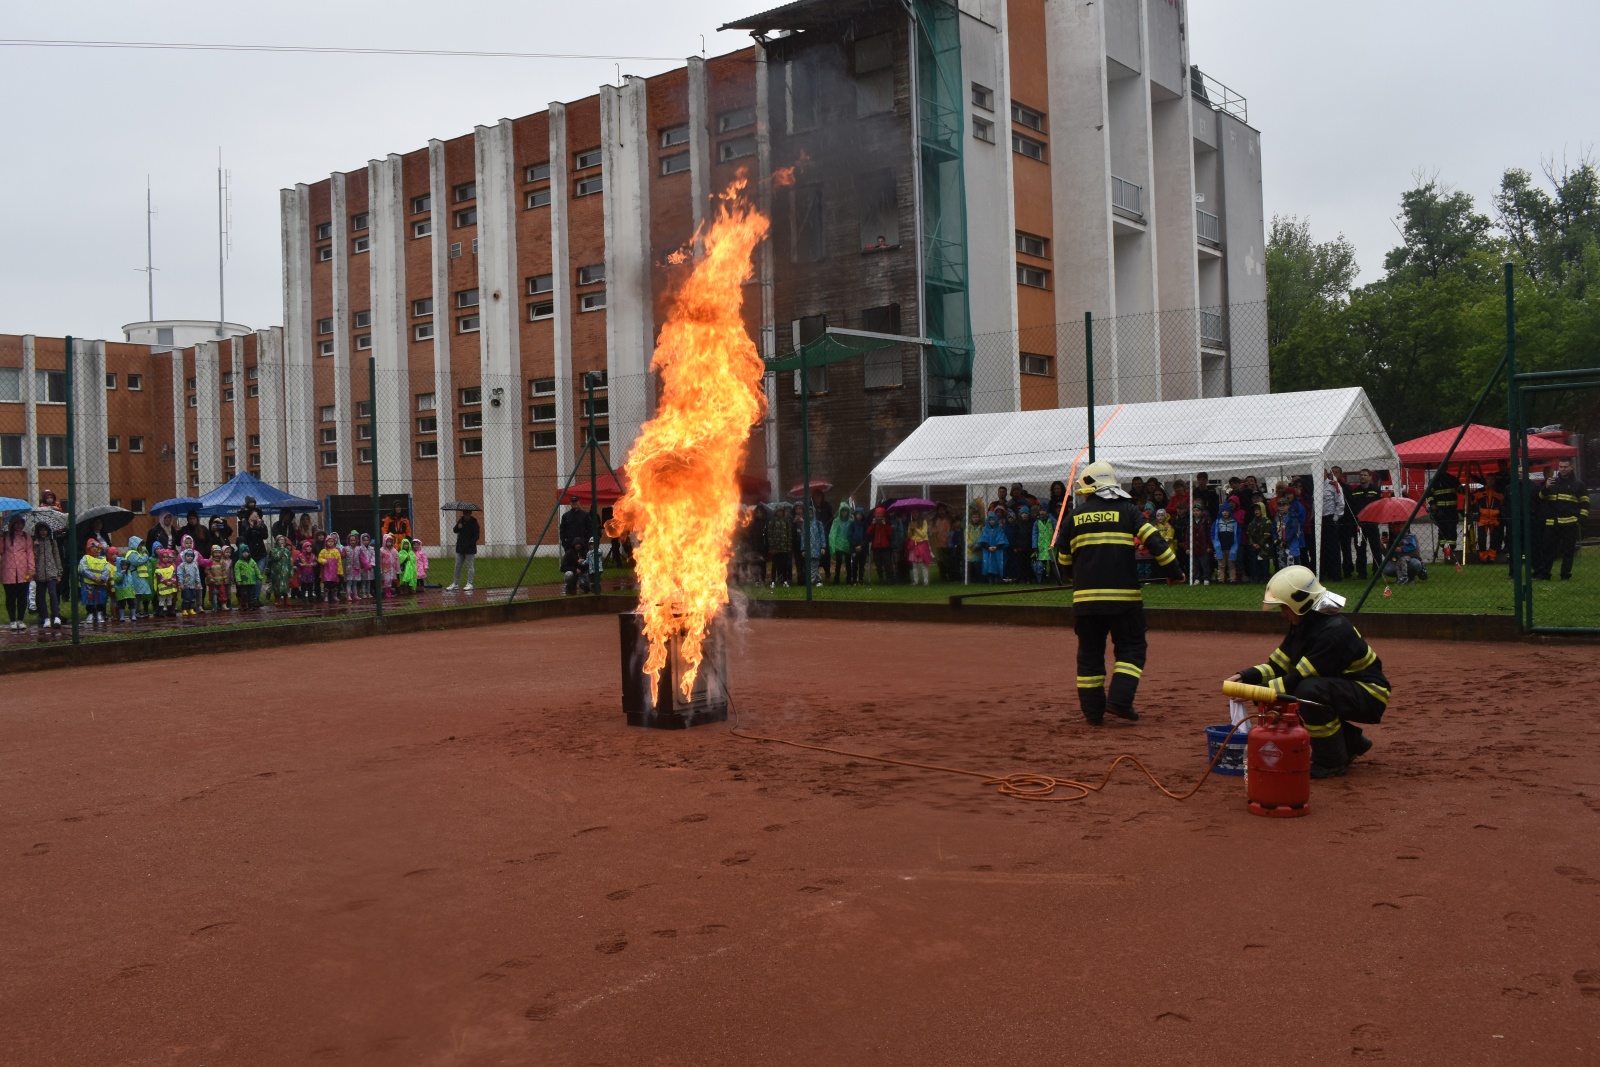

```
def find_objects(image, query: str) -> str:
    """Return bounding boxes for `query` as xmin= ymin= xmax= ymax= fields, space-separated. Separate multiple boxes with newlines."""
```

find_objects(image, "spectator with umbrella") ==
xmin=2 ymin=514 xmax=34 ymax=629
xmin=445 ymin=503 xmax=481 ymax=592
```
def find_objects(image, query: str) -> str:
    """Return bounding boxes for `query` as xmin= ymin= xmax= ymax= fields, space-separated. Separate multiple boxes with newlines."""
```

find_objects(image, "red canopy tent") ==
xmin=557 ymin=470 xmax=773 ymax=508
xmin=1394 ymin=424 xmax=1576 ymax=467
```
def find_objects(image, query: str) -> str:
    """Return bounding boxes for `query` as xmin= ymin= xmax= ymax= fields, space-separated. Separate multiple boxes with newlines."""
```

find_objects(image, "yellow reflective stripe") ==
xmin=1153 ymin=548 xmax=1177 ymax=566
xmin=1252 ymin=663 xmax=1278 ymax=681
xmin=1304 ymin=718 xmax=1344 ymax=738
xmin=1113 ymin=661 xmax=1142 ymax=678
xmin=1555 ymin=516 xmax=1580 ymax=524
xmin=1072 ymin=532 xmax=1138 ymax=548
xmin=1269 ymin=649 xmax=1291 ymax=669
xmin=1268 ymin=677 xmax=1287 ymax=696
xmin=1057 ymin=552 xmax=1073 ymax=566
xmin=1345 ymin=648 xmax=1376 ymax=673
xmin=1356 ymin=681 xmax=1391 ymax=705
xmin=1076 ymin=675 xmax=1106 ymax=687
xmin=1137 ymin=523 xmax=1159 ymax=541
xmin=1073 ymin=588 xmax=1143 ymax=602
xmin=1295 ymin=656 xmax=1319 ymax=677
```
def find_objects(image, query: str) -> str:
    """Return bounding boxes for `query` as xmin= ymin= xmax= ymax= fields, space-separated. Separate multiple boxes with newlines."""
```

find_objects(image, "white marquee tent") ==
xmin=869 ymin=387 xmax=1400 ymax=579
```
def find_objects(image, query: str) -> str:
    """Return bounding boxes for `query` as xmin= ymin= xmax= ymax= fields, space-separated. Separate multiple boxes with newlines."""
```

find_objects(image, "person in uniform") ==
xmin=1427 ymin=469 xmax=1463 ymax=562
xmin=1226 ymin=565 xmax=1391 ymax=778
xmin=1534 ymin=458 xmax=1589 ymax=580
xmin=1057 ymin=461 xmax=1181 ymax=725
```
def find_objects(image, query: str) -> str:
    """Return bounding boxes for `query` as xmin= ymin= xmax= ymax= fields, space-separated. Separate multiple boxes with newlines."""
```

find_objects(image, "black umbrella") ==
xmin=77 ymin=504 xmax=134 ymax=538
xmin=440 ymin=501 xmax=480 ymax=512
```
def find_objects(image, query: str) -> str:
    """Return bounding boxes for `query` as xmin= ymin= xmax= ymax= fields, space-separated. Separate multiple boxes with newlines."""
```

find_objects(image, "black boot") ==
xmin=1310 ymin=732 xmax=1350 ymax=779
xmin=1343 ymin=724 xmax=1373 ymax=762
xmin=1106 ymin=705 xmax=1140 ymax=722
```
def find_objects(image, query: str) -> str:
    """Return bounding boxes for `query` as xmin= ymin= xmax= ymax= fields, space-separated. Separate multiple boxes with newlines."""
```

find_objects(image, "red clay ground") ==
xmin=3 ymin=616 xmax=1598 ymax=1066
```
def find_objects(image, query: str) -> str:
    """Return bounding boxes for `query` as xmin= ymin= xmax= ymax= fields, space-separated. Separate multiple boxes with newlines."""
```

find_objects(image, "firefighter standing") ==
xmin=1427 ymin=469 xmax=1463 ymax=561
xmin=1534 ymin=458 xmax=1589 ymax=580
xmin=1226 ymin=565 xmax=1391 ymax=778
xmin=1470 ymin=471 xmax=1505 ymax=563
xmin=1057 ymin=461 xmax=1181 ymax=725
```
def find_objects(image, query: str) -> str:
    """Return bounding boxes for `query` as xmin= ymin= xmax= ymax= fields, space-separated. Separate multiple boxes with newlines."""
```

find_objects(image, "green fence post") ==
xmin=1504 ymin=264 xmax=1523 ymax=631
xmin=369 ymin=356 xmax=382 ymax=620
xmin=800 ymin=343 xmax=813 ymax=603
xmin=65 ymin=336 xmax=79 ymax=646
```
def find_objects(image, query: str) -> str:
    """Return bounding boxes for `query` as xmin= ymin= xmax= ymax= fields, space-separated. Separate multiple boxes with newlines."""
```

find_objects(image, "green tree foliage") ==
xmin=1269 ymin=163 xmax=1600 ymax=440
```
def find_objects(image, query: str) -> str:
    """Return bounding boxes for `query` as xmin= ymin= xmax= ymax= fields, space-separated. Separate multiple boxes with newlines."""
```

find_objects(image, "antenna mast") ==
xmin=217 ymin=149 xmax=232 ymax=323
xmin=143 ymin=177 xmax=156 ymax=319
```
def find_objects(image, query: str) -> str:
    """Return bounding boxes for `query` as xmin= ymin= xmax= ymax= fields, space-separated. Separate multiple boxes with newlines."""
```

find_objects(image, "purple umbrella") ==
xmin=886 ymin=498 xmax=937 ymax=514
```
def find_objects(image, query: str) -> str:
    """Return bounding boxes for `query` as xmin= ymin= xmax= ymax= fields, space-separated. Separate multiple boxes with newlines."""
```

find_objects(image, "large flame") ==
xmin=611 ymin=177 xmax=769 ymax=697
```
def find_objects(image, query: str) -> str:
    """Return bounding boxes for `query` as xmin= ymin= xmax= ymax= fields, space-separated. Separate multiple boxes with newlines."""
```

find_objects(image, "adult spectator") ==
xmin=271 ymin=510 xmax=296 ymax=541
xmin=1192 ymin=473 xmax=1220 ymax=520
xmin=242 ymin=511 xmax=270 ymax=563
xmin=380 ymin=502 xmax=412 ymax=543
xmin=558 ymin=504 xmax=593 ymax=551
xmin=180 ymin=511 xmax=210 ymax=555
xmin=1346 ymin=469 xmax=1383 ymax=578
xmin=208 ymin=515 xmax=235 ymax=550
xmin=446 ymin=507 xmax=480 ymax=592
xmin=1534 ymin=457 xmax=1588 ymax=581
xmin=1320 ymin=468 xmax=1346 ymax=581
xmin=2 ymin=515 xmax=34 ymax=629
xmin=145 ymin=511 xmax=180 ymax=553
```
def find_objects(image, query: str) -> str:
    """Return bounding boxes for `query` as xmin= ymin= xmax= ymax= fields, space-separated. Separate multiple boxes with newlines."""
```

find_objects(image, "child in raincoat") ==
xmin=1033 ymin=509 xmax=1056 ymax=584
xmin=397 ymin=538 xmax=419 ymax=593
xmin=157 ymin=548 xmax=182 ymax=616
xmin=221 ymin=545 xmax=238 ymax=609
xmin=113 ymin=545 xmax=139 ymax=622
xmin=379 ymin=533 xmax=399 ymax=595
xmin=79 ymin=540 xmax=115 ymax=624
xmin=234 ymin=547 xmax=262 ymax=610
xmin=415 ymin=542 xmax=431 ymax=589
xmin=342 ymin=532 xmax=361 ymax=599
xmin=977 ymin=512 xmax=1010 ymax=584
xmin=206 ymin=546 xmax=229 ymax=611
xmin=317 ymin=534 xmax=344 ymax=602
xmin=355 ymin=533 xmax=375 ymax=597
xmin=176 ymin=548 xmax=203 ymax=616
xmin=1212 ymin=501 xmax=1242 ymax=584
xmin=293 ymin=539 xmax=316 ymax=599
xmin=905 ymin=514 xmax=933 ymax=586
xmin=966 ymin=500 xmax=986 ymax=583
xmin=828 ymin=505 xmax=853 ymax=585
xmin=124 ymin=536 xmax=152 ymax=619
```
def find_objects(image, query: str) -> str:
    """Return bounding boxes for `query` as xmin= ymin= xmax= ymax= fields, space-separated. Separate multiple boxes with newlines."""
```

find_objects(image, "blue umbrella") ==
xmin=0 ymin=495 xmax=30 ymax=514
xmin=150 ymin=496 xmax=206 ymax=518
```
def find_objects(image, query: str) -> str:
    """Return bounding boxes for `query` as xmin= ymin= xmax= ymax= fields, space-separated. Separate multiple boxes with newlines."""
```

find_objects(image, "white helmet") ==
xmin=1263 ymin=565 xmax=1343 ymax=614
xmin=1076 ymin=460 xmax=1122 ymax=497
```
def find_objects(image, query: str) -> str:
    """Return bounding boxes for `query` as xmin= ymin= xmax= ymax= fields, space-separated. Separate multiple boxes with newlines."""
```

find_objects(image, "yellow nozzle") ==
xmin=1222 ymin=680 xmax=1279 ymax=704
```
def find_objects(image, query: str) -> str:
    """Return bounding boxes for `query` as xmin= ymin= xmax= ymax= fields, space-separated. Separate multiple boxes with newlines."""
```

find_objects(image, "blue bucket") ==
xmin=1205 ymin=724 xmax=1248 ymax=777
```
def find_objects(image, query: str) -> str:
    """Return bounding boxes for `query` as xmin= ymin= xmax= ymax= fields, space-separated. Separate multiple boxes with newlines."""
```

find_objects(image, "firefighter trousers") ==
xmin=1075 ymin=606 xmax=1147 ymax=720
xmin=1295 ymin=677 xmax=1387 ymax=767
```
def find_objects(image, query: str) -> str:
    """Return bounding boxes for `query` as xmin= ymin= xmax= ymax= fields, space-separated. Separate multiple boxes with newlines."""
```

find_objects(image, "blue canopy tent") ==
xmin=196 ymin=474 xmax=321 ymax=517
xmin=149 ymin=496 xmax=206 ymax=518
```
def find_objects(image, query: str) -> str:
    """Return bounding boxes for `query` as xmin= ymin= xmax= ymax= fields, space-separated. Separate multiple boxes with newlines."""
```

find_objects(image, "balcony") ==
xmin=1200 ymin=309 xmax=1225 ymax=349
xmin=1111 ymin=175 xmax=1143 ymax=220
xmin=1189 ymin=66 xmax=1248 ymax=123
xmin=1196 ymin=208 xmax=1221 ymax=246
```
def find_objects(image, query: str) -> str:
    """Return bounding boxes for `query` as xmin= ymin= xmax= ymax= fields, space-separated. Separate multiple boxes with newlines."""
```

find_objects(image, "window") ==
xmin=109 ymin=499 xmax=121 ymax=510
xmin=320 ymin=405 xmax=336 ymax=422
xmin=659 ymin=124 xmax=690 ymax=148
xmin=472 ymin=237 xmax=479 ymax=254
xmin=787 ymin=56 xmax=820 ymax=132
xmin=862 ymin=305 xmax=904 ymax=388
xmin=531 ymin=431 xmax=557 ymax=450
xmin=1011 ymin=101 xmax=1046 ymax=131
xmin=248 ymin=454 xmax=260 ymax=469
xmin=189 ymin=458 xmax=199 ymax=472
xmin=577 ymin=264 xmax=605 ymax=285
xmin=411 ymin=297 xmax=433 ymax=317
xmin=224 ymin=436 xmax=235 ymax=451
xmin=1012 ymin=133 xmax=1046 ymax=162
xmin=1017 ymin=265 xmax=1050 ymax=289
xmin=358 ymin=424 xmax=372 ymax=441
xmin=318 ymin=245 xmax=333 ymax=262
xmin=458 ymin=315 xmax=480 ymax=333
xmin=412 ymin=194 xmax=431 ymax=214
xmin=531 ymin=378 xmax=556 ymax=396
xmin=526 ymin=188 xmax=551 ymax=209
xmin=856 ymin=167 xmax=898 ymax=249
xmin=222 ymin=371 xmax=234 ymax=385
xmin=592 ymin=425 xmax=610 ymax=444
xmin=454 ymin=181 xmax=476 ymax=202
xmin=792 ymin=315 xmax=828 ymax=395
xmin=353 ymin=235 xmax=370 ymax=254
xmin=415 ymin=323 xmax=435 ymax=341
xmin=353 ymin=309 xmax=372 ymax=328
xmin=659 ymin=153 xmax=690 ymax=176
xmin=972 ymin=83 xmax=994 ymax=111
xmin=128 ymin=436 xmax=144 ymax=453
xmin=188 ymin=441 xmax=199 ymax=455
xmin=580 ymin=291 xmax=607 ymax=312
xmin=0 ymin=435 xmax=20 ymax=467
xmin=247 ymin=365 xmax=258 ymax=380
xmin=108 ymin=435 xmax=119 ymax=452
xmin=35 ymin=370 xmax=66 ymax=403
xmin=454 ymin=207 xmax=477 ymax=228
xmin=417 ymin=416 xmax=437 ymax=434
xmin=225 ymin=456 xmax=237 ymax=472
xmin=526 ymin=273 xmax=553 ymax=296
xmin=528 ymin=301 xmax=554 ymax=321
xmin=718 ymin=107 xmax=755 ymax=133
xmin=316 ymin=222 xmax=333 ymax=240
xmin=461 ymin=437 xmax=483 ymax=455
xmin=248 ymin=384 xmax=259 ymax=398
xmin=321 ymin=450 xmax=338 ymax=467
xmin=417 ymin=392 xmax=436 ymax=411
xmin=357 ymin=447 xmax=372 ymax=465
xmin=249 ymin=434 xmax=260 ymax=447
xmin=417 ymin=440 xmax=439 ymax=459
xmin=321 ymin=427 xmax=338 ymax=444
xmin=525 ymin=162 xmax=551 ymax=183
xmin=357 ymin=400 xmax=372 ymax=418
xmin=223 ymin=387 xmax=235 ymax=402
xmin=131 ymin=498 xmax=146 ymax=514
xmin=581 ymin=396 xmax=609 ymax=418
xmin=351 ymin=212 xmax=369 ymax=231
xmin=106 ymin=372 xmax=117 ymax=390
xmin=449 ymin=242 xmax=462 ymax=259
xmin=37 ymin=435 xmax=67 ymax=468
xmin=853 ymin=34 xmax=894 ymax=116
xmin=318 ymin=317 xmax=334 ymax=335
xmin=575 ymin=175 xmax=604 ymax=197
xmin=1016 ymin=231 xmax=1048 ymax=258
xmin=973 ymin=116 xmax=995 ymax=143
xmin=1020 ymin=353 xmax=1053 ymax=376
xmin=460 ymin=386 xmax=481 ymax=406
xmin=127 ymin=373 xmax=142 ymax=392
xmin=574 ymin=148 xmax=603 ymax=170
xmin=456 ymin=288 xmax=479 ymax=309
xmin=187 ymin=395 xmax=198 ymax=408
xmin=461 ymin=411 xmax=483 ymax=430
xmin=718 ymin=136 xmax=756 ymax=162
xmin=791 ymin=184 xmax=825 ymax=263
xmin=0 ymin=368 xmax=18 ymax=402
xmin=320 ymin=340 xmax=335 ymax=357
xmin=530 ymin=403 xmax=557 ymax=422
xmin=355 ymin=335 xmax=372 ymax=351
xmin=584 ymin=369 xmax=608 ymax=388
xmin=413 ymin=219 xmax=433 ymax=239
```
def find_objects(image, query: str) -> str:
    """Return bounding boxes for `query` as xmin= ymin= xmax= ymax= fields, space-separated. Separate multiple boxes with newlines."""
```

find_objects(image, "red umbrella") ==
xmin=787 ymin=480 xmax=833 ymax=497
xmin=1357 ymin=496 xmax=1425 ymax=524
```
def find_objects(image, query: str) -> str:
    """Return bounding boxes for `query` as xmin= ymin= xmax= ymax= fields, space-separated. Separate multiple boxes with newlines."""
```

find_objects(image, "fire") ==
xmin=610 ymin=176 xmax=769 ymax=697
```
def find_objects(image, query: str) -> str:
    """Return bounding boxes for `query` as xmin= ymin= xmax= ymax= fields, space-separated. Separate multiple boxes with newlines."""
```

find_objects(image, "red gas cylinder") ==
xmin=1246 ymin=705 xmax=1311 ymax=818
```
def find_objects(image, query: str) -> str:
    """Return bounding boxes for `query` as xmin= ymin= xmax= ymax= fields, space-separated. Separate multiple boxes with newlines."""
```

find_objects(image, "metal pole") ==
xmin=1505 ymin=264 xmax=1524 ymax=631
xmin=587 ymin=374 xmax=600 ymax=597
xmin=369 ymin=356 xmax=382 ymax=620
xmin=217 ymin=157 xmax=226 ymax=323
xmin=146 ymin=179 xmax=155 ymax=320
xmin=1084 ymin=312 xmax=1096 ymax=463
xmin=800 ymin=344 xmax=812 ymax=602
xmin=65 ymin=336 xmax=79 ymax=645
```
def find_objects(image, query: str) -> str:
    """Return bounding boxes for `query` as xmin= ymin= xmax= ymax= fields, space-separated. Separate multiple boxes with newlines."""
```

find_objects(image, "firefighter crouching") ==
xmin=1058 ymin=461 xmax=1182 ymax=725
xmin=1227 ymin=565 xmax=1392 ymax=778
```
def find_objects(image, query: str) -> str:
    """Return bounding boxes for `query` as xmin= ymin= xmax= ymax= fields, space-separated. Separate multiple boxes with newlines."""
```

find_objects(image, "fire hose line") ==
xmin=728 ymin=713 xmax=1270 ymax=804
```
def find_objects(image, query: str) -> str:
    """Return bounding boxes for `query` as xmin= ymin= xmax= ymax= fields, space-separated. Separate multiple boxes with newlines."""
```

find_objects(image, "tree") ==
xmin=1381 ymin=178 xmax=1493 ymax=282
xmin=1265 ymin=215 xmax=1357 ymax=349
xmin=1494 ymin=159 xmax=1600 ymax=290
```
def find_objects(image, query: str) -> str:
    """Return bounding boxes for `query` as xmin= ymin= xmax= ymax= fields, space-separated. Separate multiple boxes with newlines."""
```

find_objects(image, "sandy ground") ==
xmin=2 ymin=616 xmax=1598 ymax=1066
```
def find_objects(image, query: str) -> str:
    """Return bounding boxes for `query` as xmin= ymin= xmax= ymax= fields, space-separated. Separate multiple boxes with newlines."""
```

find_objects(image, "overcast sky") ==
xmin=2 ymin=0 xmax=1595 ymax=341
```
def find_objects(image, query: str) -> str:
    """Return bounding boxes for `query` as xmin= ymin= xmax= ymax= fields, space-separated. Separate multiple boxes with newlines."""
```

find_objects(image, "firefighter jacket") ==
xmin=1470 ymin=485 xmax=1504 ymax=528
xmin=1057 ymin=496 xmax=1177 ymax=614
xmin=1427 ymin=472 xmax=1462 ymax=517
xmin=1237 ymin=612 xmax=1390 ymax=707
xmin=1538 ymin=472 xmax=1590 ymax=527
xmin=1346 ymin=482 xmax=1382 ymax=524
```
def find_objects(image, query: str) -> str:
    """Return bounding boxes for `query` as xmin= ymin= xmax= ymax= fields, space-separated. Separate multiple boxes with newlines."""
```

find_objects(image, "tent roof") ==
xmin=1394 ymin=423 xmax=1577 ymax=466
xmin=870 ymin=388 xmax=1399 ymax=498
xmin=196 ymin=473 xmax=320 ymax=516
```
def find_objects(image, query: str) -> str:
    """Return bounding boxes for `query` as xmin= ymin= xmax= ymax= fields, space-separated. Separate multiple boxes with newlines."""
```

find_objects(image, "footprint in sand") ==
xmin=721 ymin=850 xmax=755 ymax=866
xmin=595 ymin=935 xmax=628 ymax=955
xmin=1351 ymin=1022 xmax=1389 ymax=1060
xmin=1556 ymin=865 xmax=1600 ymax=886
xmin=606 ymin=889 xmax=633 ymax=901
xmin=1574 ymin=969 xmax=1600 ymax=996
